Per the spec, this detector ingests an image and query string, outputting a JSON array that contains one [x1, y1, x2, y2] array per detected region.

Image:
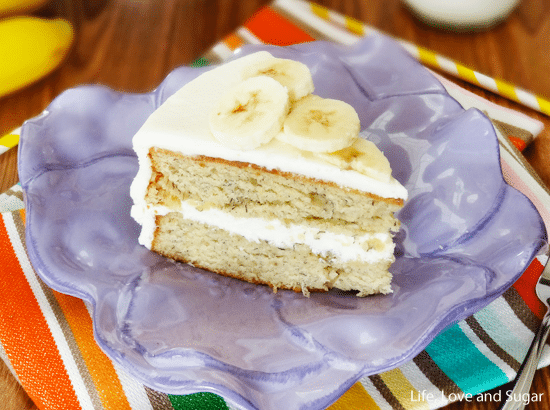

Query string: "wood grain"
[[1, 0, 550, 409]]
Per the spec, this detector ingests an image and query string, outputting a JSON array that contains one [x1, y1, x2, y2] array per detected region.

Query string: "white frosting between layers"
[[133, 202, 395, 264]]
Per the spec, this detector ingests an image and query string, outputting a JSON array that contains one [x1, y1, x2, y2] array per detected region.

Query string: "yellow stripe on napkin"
[[0, 131, 19, 154], [310, 2, 330, 20], [327, 382, 381, 410], [379, 368, 431, 409], [344, 16, 365, 36]]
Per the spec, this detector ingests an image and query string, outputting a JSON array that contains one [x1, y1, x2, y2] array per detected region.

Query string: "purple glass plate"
[[19, 34, 547, 410]]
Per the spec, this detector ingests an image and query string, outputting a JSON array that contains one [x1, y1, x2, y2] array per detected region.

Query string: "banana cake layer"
[[130, 50, 408, 296]]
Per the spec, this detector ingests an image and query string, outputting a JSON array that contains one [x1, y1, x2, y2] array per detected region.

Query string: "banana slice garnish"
[[316, 138, 392, 182], [209, 75, 290, 150], [207, 54, 394, 182], [278, 95, 360, 153], [242, 57, 314, 101]]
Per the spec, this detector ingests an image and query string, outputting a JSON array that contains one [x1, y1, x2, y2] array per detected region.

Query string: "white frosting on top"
[[130, 51, 407, 211]]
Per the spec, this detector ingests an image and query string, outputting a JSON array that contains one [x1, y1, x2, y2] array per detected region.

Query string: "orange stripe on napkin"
[[53, 291, 132, 410], [513, 257, 546, 320], [508, 136, 527, 151], [223, 32, 244, 50], [244, 6, 315, 46], [0, 215, 82, 410]]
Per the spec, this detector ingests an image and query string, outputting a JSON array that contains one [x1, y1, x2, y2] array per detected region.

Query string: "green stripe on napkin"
[[425, 324, 509, 395], [169, 392, 229, 409]]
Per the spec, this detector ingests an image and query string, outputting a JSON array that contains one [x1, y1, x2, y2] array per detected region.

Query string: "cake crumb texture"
[[143, 147, 401, 297], [153, 212, 393, 297]]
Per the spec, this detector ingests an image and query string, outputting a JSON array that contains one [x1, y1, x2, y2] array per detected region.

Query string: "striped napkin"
[[2, 0, 550, 409]]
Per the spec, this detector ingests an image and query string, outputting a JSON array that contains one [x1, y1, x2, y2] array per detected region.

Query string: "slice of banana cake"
[[130, 51, 407, 297]]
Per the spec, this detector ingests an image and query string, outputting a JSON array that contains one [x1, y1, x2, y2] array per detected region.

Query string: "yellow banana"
[[0, 0, 49, 17], [0, 16, 73, 97]]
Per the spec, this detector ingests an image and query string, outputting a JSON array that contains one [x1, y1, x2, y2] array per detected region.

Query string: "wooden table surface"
[[1, 0, 550, 409]]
